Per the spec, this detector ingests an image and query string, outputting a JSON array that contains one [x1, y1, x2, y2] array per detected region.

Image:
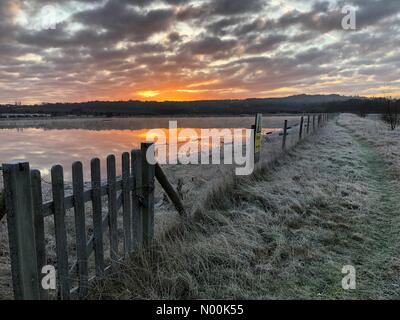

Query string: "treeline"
[[0, 96, 398, 117]]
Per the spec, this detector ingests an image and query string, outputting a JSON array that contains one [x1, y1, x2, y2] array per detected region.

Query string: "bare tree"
[[381, 98, 400, 130]]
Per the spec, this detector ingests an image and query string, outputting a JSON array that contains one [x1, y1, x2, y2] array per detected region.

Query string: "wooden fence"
[[0, 113, 332, 300], [1, 142, 186, 300]]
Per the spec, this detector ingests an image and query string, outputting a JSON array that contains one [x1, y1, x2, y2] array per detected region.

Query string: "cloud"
[[73, 0, 175, 42], [0, 0, 399, 104], [187, 36, 238, 55]]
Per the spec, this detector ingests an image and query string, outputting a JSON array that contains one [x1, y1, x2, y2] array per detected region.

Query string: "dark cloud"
[[74, 0, 175, 42], [210, 0, 265, 15], [246, 34, 287, 54], [187, 36, 237, 55], [276, 0, 400, 32], [0, 0, 399, 103]]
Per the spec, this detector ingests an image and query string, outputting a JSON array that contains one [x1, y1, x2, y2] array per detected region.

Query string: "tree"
[[381, 98, 400, 130]]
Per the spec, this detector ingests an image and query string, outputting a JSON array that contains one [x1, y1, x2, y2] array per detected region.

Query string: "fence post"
[[31, 170, 48, 300], [299, 116, 304, 140], [307, 115, 310, 135], [107, 155, 118, 266], [155, 164, 187, 218], [282, 120, 288, 150], [141, 143, 155, 246], [131, 150, 143, 250], [2, 161, 40, 300], [51, 165, 70, 300], [90, 158, 105, 277], [122, 152, 132, 256]]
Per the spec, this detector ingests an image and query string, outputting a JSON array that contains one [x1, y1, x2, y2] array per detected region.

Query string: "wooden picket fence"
[[0, 113, 331, 300], [1, 142, 186, 300]]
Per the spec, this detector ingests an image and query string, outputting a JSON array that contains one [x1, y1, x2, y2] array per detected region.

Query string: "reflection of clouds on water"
[[0, 117, 294, 181]]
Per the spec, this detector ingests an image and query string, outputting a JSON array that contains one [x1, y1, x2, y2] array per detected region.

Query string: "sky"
[[0, 0, 399, 104]]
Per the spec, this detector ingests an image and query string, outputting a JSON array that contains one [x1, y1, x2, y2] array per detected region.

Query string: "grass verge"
[[81, 115, 400, 299]]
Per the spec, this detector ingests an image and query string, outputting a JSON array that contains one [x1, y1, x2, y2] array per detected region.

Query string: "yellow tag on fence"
[[254, 114, 262, 163]]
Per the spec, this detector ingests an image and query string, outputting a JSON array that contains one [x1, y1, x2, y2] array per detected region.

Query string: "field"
[[1, 113, 399, 299], [0, 114, 300, 299], [89, 114, 400, 299]]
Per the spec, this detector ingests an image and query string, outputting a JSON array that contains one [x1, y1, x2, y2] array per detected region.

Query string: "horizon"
[[1, 93, 375, 107], [0, 0, 399, 104]]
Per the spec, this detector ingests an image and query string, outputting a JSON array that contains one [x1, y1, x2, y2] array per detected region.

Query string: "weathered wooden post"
[[121, 152, 132, 256], [282, 120, 288, 150], [107, 155, 118, 266], [30, 170, 48, 300], [299, 116, 304, 140], [253, 114, 262, 164], [131, 150, 143, 250], [72, 162, 88, 298], [141, 143, 155, 246], [91, 158, 105, 277], [155, 164, 187, 219], [307, 115, 310, 135], [51, 165, 70, 300], [2, 161, 40, 300]]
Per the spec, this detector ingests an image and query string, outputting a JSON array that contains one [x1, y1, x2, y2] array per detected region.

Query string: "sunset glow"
[[0, 0, 399, 104]]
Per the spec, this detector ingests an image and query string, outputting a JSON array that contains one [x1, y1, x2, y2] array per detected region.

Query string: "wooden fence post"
[[131, 150, 143, 250], [155, 164, 186, 218], [307, 115, 310, 135], [31, 169, 48, 300], [2, 161, 40, 300], [72, 162, 88, 298], [107, 155, 118, 266], [122, 152, 132, 256], [299, 116, 304, 140], [282, 120, 288, 150], [141, 143, 155, 246], [51, 165, 70, 300], [91, 158, 105, 277]]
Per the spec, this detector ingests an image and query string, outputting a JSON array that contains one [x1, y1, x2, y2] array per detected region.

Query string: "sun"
[[137, 91, 161, 98]]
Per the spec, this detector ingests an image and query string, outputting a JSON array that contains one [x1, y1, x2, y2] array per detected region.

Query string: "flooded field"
[[0, 115, 298, 180]]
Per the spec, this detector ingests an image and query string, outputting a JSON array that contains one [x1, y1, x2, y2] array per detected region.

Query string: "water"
[[0, 116, 298, 180]]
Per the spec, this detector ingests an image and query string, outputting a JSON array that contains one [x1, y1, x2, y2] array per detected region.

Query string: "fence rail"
[[1, 142, 188, 300], [0, 113, 333, 300]]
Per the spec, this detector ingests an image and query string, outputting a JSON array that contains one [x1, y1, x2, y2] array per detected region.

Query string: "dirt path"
[[337, 121, 400, 299]]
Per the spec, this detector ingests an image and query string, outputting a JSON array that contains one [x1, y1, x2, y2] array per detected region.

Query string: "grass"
[[89, 114, 400, 300]]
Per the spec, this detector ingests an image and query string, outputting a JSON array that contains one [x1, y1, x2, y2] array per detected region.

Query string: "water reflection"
[[0, 116, 293, 180]]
